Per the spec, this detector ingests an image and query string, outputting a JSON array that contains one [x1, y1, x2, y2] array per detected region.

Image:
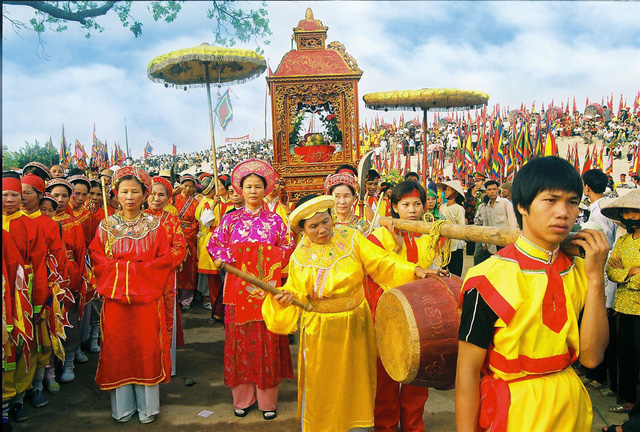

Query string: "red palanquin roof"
[[273, 49, 356, 77]]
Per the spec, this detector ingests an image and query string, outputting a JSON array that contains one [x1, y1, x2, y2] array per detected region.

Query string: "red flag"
[[618, 94, 624, 118], [581, 146, 592, 174], [172, 144, 177, 155]]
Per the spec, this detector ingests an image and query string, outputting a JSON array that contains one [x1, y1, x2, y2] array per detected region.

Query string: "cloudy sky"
[[3, 1, 639, 157]]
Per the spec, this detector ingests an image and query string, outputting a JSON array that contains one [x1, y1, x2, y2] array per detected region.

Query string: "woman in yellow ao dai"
[[262, 195, 435, 432]]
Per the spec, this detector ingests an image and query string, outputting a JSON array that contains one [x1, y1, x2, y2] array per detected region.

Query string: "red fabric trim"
[[460, 275, 516, 325], [488, 346, 577, 375], [402, 232, 418, 264]]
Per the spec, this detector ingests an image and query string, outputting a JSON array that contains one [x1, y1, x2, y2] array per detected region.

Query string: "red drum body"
[[374, 274, 462, 390]]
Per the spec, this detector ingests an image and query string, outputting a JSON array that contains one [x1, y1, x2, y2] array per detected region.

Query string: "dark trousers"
[[617, 313, 640, 404], [446, 249, 464, 277], [585, 310, 618, 391]]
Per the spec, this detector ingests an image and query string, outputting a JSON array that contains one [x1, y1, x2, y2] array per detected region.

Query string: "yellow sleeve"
[[262, 259, 307, 334], [356, 232, 417, 289]]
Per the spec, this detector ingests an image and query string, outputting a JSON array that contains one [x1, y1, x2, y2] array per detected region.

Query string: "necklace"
[[118, 211, 142, 227]]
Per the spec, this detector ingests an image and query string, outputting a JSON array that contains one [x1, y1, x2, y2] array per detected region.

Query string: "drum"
[[375, 274, 462, 390]]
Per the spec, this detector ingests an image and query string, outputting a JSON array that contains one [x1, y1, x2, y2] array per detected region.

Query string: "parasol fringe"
[[363, 104, 487, 113], [147, 75, 261, 89]]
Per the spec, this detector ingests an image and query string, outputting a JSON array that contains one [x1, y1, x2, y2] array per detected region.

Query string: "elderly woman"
[[324, 171, 370, 233], [89, 167, 172, 424], [173, 174, 201, 311], [207, 159, 294, 420], [146, 176, 187, 376], [262, 194, 439, 432]]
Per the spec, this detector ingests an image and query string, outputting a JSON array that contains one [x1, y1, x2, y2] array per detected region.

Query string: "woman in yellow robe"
[[262, 195, 440, 432]]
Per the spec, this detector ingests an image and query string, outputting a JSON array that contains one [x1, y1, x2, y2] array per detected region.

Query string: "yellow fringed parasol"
[[147, 43, 266, 192], [362, 88, 489, 184]]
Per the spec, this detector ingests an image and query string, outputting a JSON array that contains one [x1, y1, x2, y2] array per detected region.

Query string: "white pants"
[[111, 384, 159, 422]]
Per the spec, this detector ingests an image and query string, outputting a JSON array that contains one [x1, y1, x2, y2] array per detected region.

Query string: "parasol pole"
[[203, 61, 220, 195], [422, 109, 428, 188]]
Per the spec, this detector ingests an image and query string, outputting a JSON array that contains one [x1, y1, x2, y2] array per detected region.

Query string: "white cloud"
[[2, 1, 639, 158]]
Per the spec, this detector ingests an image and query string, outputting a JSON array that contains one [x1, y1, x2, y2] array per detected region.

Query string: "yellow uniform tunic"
[[262, 227, 417, 432], [607, 233, 640, 315], [194, 197, 225, 274], [460, 236, 591, 432]]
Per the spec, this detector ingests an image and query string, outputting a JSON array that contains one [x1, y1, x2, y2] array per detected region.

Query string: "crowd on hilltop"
[[125, 140, 274, 177]]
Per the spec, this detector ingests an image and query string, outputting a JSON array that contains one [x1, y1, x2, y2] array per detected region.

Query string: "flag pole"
[[264, 60, 268, 141], [203, 62, 220, 195], [124, 118, 130, 158]]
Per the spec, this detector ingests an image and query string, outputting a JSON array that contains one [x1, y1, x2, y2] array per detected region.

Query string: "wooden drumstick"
[[218, 262, 313, 312]]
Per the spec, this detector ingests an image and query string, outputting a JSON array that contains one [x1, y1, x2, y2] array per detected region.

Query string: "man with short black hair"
[[456, 156, 609, 432], [480, 180, 518, 257]]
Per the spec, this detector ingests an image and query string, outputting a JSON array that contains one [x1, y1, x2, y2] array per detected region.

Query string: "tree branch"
[[4, 1, 119, 25]]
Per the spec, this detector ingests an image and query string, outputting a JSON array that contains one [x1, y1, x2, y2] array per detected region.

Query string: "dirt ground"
[[12, 252, 629, 432]]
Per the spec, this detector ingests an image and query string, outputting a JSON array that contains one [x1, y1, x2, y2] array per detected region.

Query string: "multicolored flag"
[[144, 142, 153, 158], [74, 139, 88, 169], [214, 89, 233, 131]]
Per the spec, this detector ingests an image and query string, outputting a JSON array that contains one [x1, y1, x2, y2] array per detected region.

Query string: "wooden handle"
[[379, 217, 519, 246], [377, 218, 584, 257], [220, 262, 313, 312]]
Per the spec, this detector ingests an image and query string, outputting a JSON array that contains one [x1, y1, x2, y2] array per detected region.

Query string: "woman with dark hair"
[[262, 194, 436, 432], [146, 176, 187, 377], [89, 167, 173, 424], [173, 174, 201, 311], [437, 180, 466, 276], [324, 172, 370, 233], [207, 159, 294, 421], [367, 181, 447, 432], [45, 178, 87, 385], [603, 190, 640, 418]]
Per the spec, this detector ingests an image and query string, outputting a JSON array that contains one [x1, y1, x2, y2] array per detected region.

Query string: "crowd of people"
[[2, 145, 640, 432]]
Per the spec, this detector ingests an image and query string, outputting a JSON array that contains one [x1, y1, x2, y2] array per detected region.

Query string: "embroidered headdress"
[[231, 159, 276, 195]]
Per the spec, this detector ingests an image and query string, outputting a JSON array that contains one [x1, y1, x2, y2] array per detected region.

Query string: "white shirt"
[[483, 196, 518, 254], [588, 197, 619, 308]]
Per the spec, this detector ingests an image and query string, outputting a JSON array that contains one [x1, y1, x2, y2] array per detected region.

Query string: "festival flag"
[[618, 94, 624, 118], [605, 147, 614, 175], [581, 146, 592, 174], [144, 142, 153, 158], [74, 139, 88, 169], [396, 150, 401, 173], [403, 150, 411, 174], [572, 97, 577, 114], [214, 89, 233, 131], [172, 144, 177, 155], [464, 124, 473, 173], [596, 146, 604, 171], [491, 118, 503, 180], [506, 144, 516, 180], [630, 149, 640, 177], [390, 150, 395, 172], [60, 125, 71, 169], [585, 97, 589, 109]]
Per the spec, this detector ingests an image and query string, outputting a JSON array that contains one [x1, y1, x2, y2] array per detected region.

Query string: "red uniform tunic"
[[23, 210, 70, 363], [52, 212, 86, 306], [145, 209, 187, 350], [89, 213, 173, 390], [2, 211, 49, 371], [70, 206, 94, 248], [173, 194, 200, 291]]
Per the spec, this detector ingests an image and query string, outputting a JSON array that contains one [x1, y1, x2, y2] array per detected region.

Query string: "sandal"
[[262, 410, 277, 420], [599, 388, 616, 397], [586, 381, 606, 390], [606, 403, 633, 413]]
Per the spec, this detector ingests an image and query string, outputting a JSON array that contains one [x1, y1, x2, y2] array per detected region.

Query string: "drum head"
[[375, 289, 420, 384]]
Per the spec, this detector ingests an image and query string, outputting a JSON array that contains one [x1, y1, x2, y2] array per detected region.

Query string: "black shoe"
[[288, 334, 295, 345], [262, 410, 277, 420], [9, 403, 28, 423], [234, 407, 250, 418]]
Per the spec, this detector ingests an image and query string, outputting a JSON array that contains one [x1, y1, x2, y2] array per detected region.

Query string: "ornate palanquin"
[[267, 8, 363, 201]]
